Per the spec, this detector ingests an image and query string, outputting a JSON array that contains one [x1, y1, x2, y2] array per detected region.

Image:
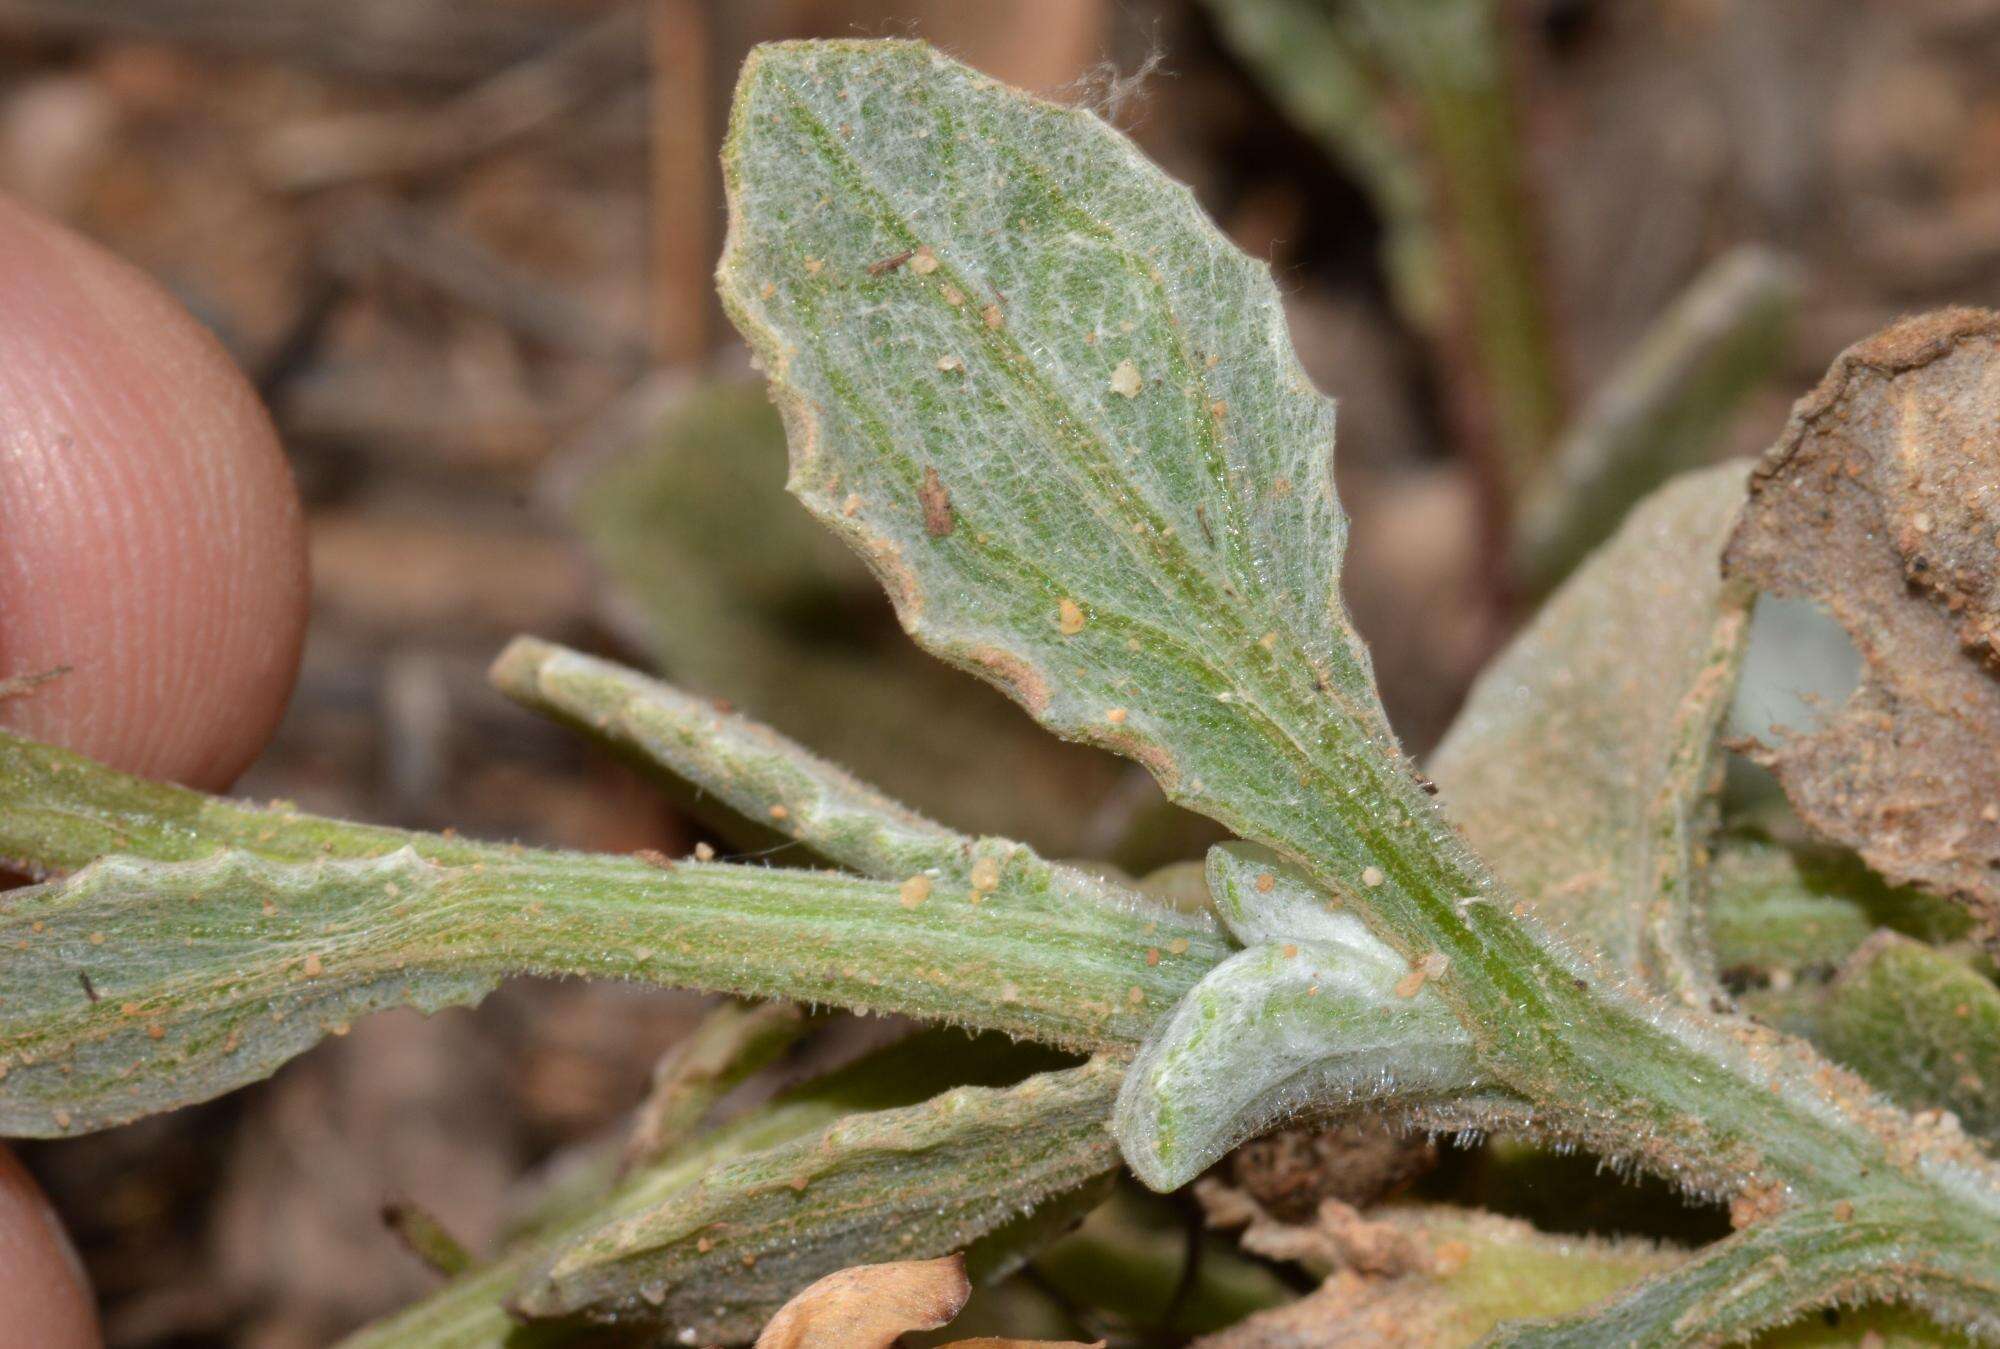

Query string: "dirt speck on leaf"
[[1723, 308, 2000, 947], [920, 467, 955, 539]]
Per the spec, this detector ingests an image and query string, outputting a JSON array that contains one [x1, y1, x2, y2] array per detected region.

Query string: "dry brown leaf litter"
[[1724, 308, 2000, 947]]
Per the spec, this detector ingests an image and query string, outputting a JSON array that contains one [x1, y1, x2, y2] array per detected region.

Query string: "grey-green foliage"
[[0, 725, 1222, 1133], [1748, 933, 2000, 1144], [1811, 937, 2000, 1139], [716, 39, 2000, 1344], [1488, 1196, 2000, 1348], [563, 379, 1162, 863], [343, 1032, 1091, 1348], [1114, 846, 1483, 1189], [1433, 461, 1754, 1002], [516, 1056, 1120, 1332], [1708, 837, 1970, 976], [1113, 912, 1479, 1192], [3, 35, 2000, 1349]]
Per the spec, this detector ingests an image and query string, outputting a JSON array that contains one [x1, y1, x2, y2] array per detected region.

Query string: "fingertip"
[[0, 1149, 97, 1349], [0, 192, 308, 789]]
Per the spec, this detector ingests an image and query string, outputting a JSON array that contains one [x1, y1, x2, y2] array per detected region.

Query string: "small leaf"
[[1205, 842, 1364, 948], [493, 635, 966, 879], [513, 1057, 1122, 1333], [624, 999, 809, 1172], [1708, 836, 1967, 977], [1112, 935, 1481, 1191], [754, 1254, 970, 1349], [1761, 933, 2000, 1143], [381, 1201, 474, 1279], [1433, 462, 1754, 998]]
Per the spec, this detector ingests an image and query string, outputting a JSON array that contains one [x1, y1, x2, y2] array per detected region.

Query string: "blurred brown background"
[[4, 0, 1998, 1342]]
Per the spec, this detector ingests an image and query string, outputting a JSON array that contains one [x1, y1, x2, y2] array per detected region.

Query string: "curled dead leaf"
[[1723, 308, 2000, 947], [937, 1340, 1104, 1347], [755, 1254, 969, 1349]]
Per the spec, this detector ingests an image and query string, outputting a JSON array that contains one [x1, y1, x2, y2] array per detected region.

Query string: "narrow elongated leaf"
[[493, 635, 965, 879], [343, 1032, 1071, 1349], [513, 1057, 1122, 1335], [0, 733, 1225, 1134], [1486, 1196, 2000, 1347], [1433, 463, 1754, 999]]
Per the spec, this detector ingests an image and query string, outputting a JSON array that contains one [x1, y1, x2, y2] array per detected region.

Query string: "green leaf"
[[1112, 933, 1481, 1191], [1114, 844, 1488, 1189], [1433, 462, 1755, 1000], [561, 379, 1170, 863], [1708, 836, 1968, 977], [1759, 934, 2000, 1143], [512, 1056, 1122, 1335], [492, 635, 966, 879], [623, 998, 810, 1171], [720, 33, 1501, 1031], [1485, 1196, 2000, 1347], [721, 42, 1413, 877], [341, 1031, 1072, 1349], [1204, 842, 1359, 947], [717, 57, 2000, 1310], [0, 731, 1226, 1134]]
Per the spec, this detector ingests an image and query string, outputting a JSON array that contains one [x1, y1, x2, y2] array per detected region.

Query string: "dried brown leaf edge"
[[1724, 307, 2000, 948]]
